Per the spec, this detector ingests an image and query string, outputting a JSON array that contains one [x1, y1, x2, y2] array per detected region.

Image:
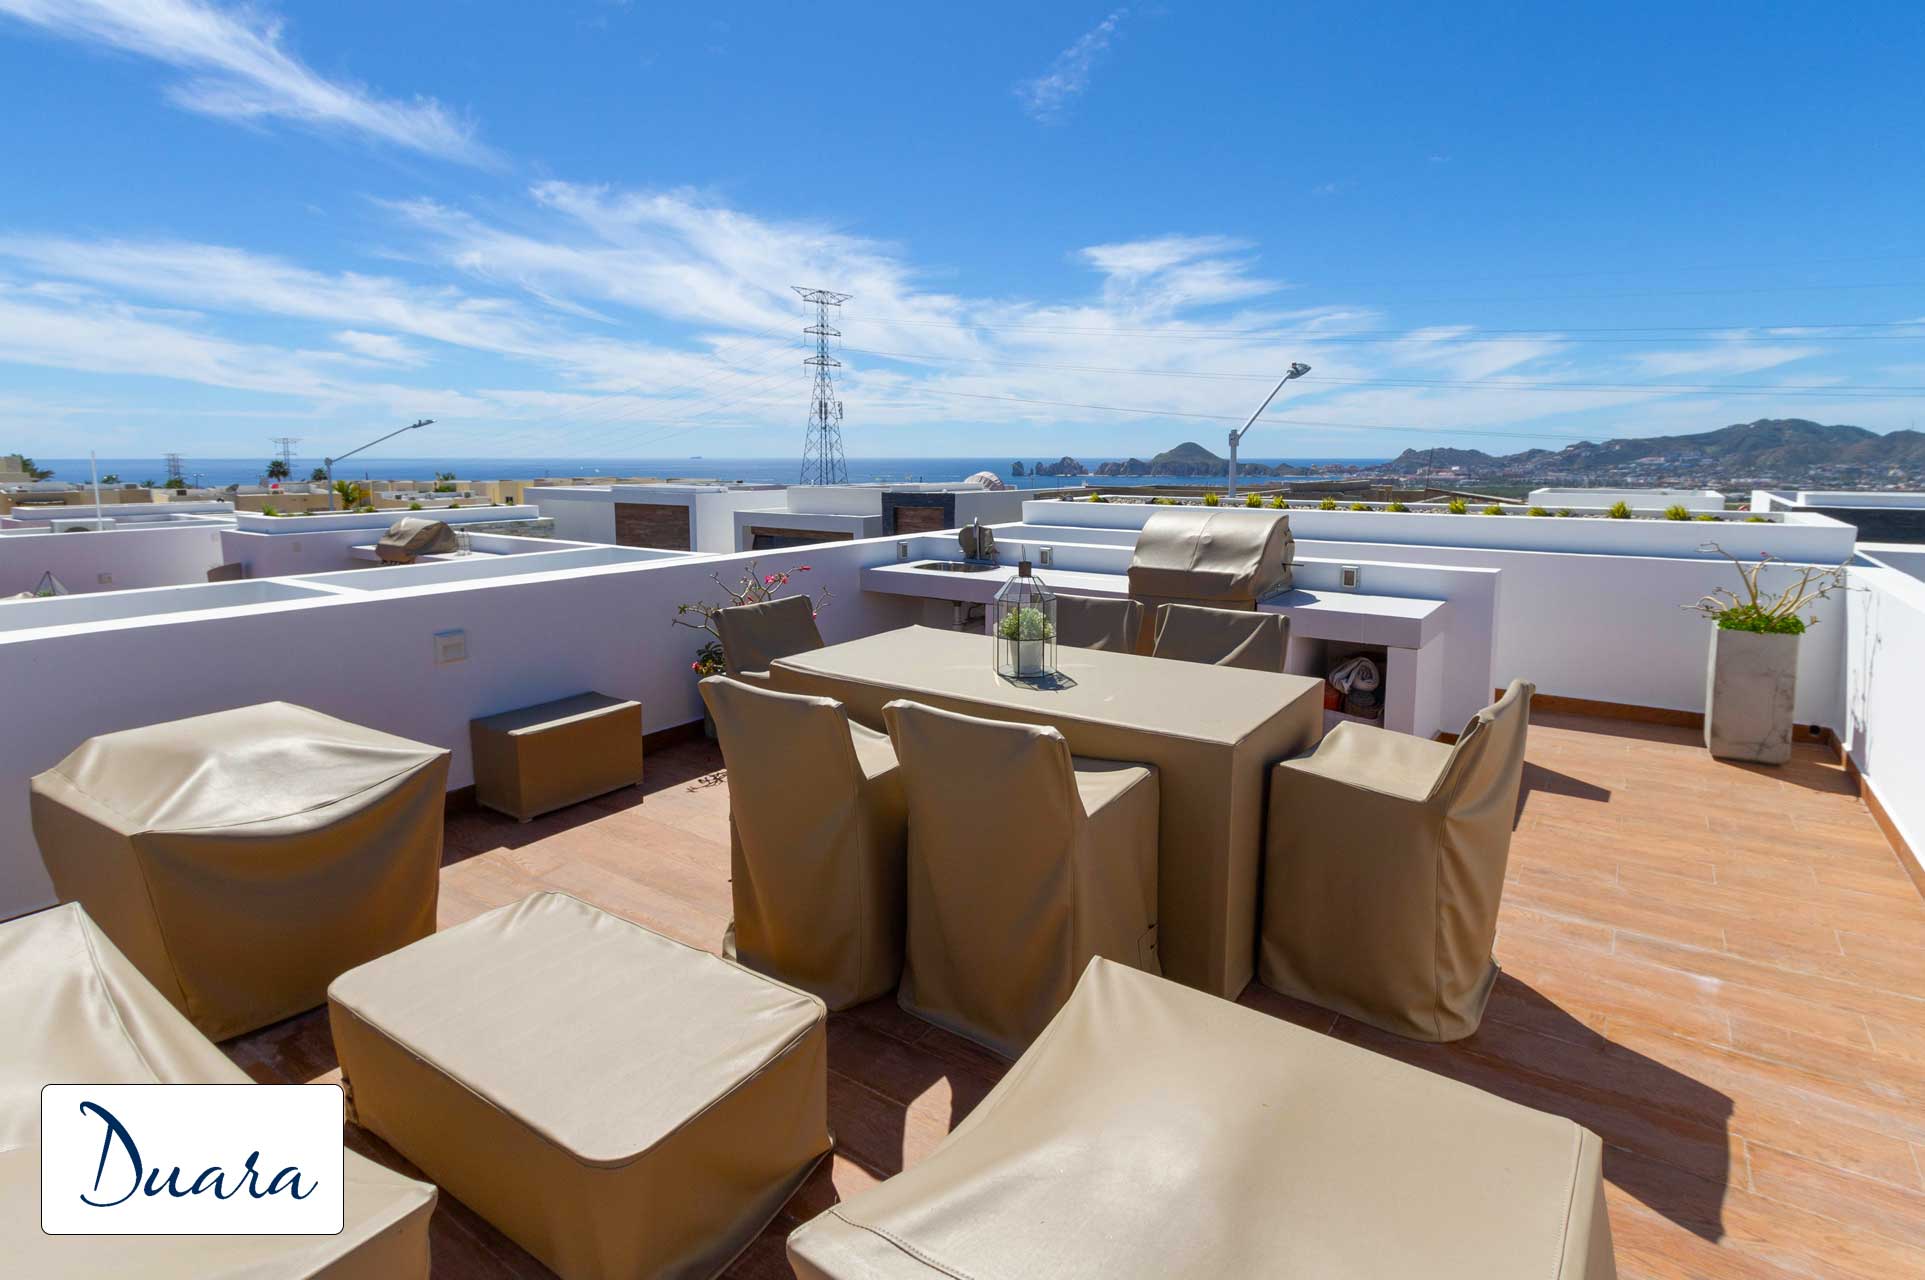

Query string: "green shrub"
[[1746, 515, 1767, 522], [1385, 500, 1409, 513], [1556, 508, 1575, 517], [1152, 495, 1174, 505], [1527, 506, 1550, 517], [1244, 492, 1263, 507], [1695, 513, 1718, 521], [1089, 493, 1107, 503], [1446, 498, 1468, 515], [1664, 504, 1691, 521], [1318, 496, 1338, 510], [1717, 606, 1806, 634], [1607, 500, 1632, 519], [1350, 502, 1370, 511], [1202, 492, 1220, 507], [408, 500, 424, 510], [1482, 504, 1506, 515], [259, 504, 278, 517], [1267, 493, 1287, 508]]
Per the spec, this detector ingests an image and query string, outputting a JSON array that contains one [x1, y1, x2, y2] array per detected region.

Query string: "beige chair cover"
[[789, 957, 1613, 1280], [1053, 593, 1144, 653], [329, 891, 829, 1280], [881, 700, 1160, 1058], [701, 675, 907, 1010], [1151, 602, 1291, 672], [3, 903, 435, 1278], [717, 593, 825, 682], [205, 560, 247, 582], [30, 701, 450, 1040], [1260, 679, 1536, 1041], [470, 692, 643, 822], [374, 516, 458, 563], [1126, 508, 1295, 603]]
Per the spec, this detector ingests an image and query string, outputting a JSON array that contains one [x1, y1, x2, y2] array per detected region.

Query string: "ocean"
[[33, 456, 1390, 490]]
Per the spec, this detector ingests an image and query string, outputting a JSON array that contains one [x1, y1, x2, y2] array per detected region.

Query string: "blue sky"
[[1, 1, 1922, 463]]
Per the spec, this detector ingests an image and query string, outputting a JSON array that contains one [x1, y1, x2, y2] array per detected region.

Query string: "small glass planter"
[[991, 560, 1057, 680]]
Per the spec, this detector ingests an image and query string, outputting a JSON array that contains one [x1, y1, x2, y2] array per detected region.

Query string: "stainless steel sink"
[[912, 560, 999, 574]]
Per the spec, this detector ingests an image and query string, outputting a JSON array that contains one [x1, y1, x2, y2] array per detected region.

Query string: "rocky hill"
[[1373, 419, 1925, 479], [1093, 441, 1290, 477]]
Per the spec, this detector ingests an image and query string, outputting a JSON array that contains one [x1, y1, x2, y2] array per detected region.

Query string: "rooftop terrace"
[[223, 716, 1925, 1279]]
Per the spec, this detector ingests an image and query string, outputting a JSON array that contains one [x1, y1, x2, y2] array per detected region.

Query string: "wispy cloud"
[[1015, 8, 1126, 121], [0, 0, 491, 164]]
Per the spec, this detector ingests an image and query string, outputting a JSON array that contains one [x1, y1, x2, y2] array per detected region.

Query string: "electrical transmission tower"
[[794, 286, 851, 485], [162, 453, 185, 484], [271, 436, 301, 475]]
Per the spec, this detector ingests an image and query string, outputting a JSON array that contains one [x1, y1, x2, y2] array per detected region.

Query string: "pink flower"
[[689, 661, 700, 671], [796, 565, 811, 572], [764, 574, 778, 586]]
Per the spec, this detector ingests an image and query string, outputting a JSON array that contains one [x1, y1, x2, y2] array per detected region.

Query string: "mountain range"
[[1371, 419, 1925, 478]]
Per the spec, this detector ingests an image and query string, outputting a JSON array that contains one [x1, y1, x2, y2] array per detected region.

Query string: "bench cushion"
[[330, 891, 829, 1280], [470, 692, 643, 822]]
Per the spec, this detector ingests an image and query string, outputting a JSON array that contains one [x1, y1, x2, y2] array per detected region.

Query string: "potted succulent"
[[1688, 545, 1848, 764], [995, 605, 1055, 677], [673, 562, 830, 737]]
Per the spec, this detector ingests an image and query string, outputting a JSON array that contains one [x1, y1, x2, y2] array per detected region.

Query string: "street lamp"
[[325, 419, 433, 509], [1226, 363, 1311, 499]]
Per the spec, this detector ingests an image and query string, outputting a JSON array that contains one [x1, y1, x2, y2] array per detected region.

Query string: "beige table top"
[[772, 625, 1321, 745]]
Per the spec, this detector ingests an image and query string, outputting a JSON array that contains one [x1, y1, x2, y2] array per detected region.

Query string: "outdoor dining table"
[[769, 625, 1324, 999]]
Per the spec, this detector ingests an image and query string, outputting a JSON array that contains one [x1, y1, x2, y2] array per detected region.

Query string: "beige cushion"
[[717, 594, 824, 682], [30, 701, 449, 1040], [1151, 602, 1291, 672], [702, 675, 907, 1010], [882, 700, 1159, 1058], [789, 957, 1614, 1280], [1053, 593, 1144, 653], [2, 903, 435, 1278], [329, 892, 830, 1280], [1260, 680, 1536, 1040], [470, 692, 643, 822]]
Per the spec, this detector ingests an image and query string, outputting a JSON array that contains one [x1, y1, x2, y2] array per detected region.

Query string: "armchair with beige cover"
[[716, 594, 824, 683], [1150, 602, 1290, 672], [701, 675, 907, 1010], [1053, 594, 1144, 653], [1259, 679, 1536, 1041], [881, 699, 1161, 1058]]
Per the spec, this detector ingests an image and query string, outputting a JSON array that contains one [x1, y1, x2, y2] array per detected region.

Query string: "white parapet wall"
[[1845, 553, 1925, 881], [0, 521, 229, 594], [0, 534, 923, 919], [1527, 488, 1727, 513]]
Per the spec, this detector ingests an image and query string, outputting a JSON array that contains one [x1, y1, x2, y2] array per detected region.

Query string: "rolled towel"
[[1328, 654, 1381, 694]]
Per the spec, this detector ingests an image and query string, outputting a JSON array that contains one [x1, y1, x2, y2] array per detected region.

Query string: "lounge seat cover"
[[1126, 508, 1295, 603], [702, 675, 907, 1010], [789, 957, 1614, 1280], [30, 701, 449, 1039], [469, 691, 643, 822], [1, 903, 435, 1279], [717, 594, 825, 682], [1151, 602, 1291, 671], [374, 516, 457, 563], [1260, 680, 1536, 1040], [882, 700, 1159, 1058], [329, 891, 830, 1280], [1053, 593, 1144, 653]]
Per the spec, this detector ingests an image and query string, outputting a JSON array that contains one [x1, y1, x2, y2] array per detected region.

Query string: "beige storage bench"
[[330, 891, 831, 1280], [469, 692, 643, 822]]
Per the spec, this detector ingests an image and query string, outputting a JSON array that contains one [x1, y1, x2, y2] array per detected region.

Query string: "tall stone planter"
[[1704, 627, 1800, 764]]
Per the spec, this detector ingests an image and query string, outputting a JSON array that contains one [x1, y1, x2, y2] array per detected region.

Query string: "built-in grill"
[[1127, 509, 1295, 641], [375, 516, 458, 564]]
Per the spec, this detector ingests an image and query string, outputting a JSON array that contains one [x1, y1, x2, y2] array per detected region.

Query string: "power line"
[[867, 316, 1925, 343]]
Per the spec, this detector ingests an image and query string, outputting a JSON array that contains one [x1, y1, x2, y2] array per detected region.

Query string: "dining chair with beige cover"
[[1052, 593, 1144, 653], [1150, 602, 1291, 672], [788, 957, 1615, 1280], [701, 675, 907, 1010], [880, 699, 1160, 1058], [716, 594, 824, 683], [1259, 679, 1536, 1041]]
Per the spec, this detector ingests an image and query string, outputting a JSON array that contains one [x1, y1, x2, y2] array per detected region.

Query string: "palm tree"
[[332, 479, 365, 507], [15, 456, 54, 480], [265, 458, 290, 481]]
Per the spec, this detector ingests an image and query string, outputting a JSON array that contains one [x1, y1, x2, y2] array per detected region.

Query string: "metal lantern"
[[992, 559, 1057, 680]]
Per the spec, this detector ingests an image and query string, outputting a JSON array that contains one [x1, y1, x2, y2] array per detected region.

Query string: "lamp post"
[[325, 419, 433, 509], [1226, 363, 1311, 499]]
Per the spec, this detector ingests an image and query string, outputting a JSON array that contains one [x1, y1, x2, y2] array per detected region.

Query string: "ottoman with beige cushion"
[[30, 701, 450, 1040], [2, 902, 436, 1278], [789, 957, 1614, 1280], [469, 691, 644, 822], [330, 891, 831, 1280]]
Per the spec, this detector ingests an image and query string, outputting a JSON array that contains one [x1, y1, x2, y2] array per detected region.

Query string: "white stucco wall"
[[0, 523, 228, 594], [1845, 557, 1925, 881]]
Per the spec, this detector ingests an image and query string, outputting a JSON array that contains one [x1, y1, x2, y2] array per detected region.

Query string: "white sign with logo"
[[40, 1084, 344, 1235]]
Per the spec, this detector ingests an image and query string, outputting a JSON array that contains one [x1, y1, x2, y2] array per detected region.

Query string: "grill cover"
[[376, 516, 458, 563], [1127, 509, 1294, 605]]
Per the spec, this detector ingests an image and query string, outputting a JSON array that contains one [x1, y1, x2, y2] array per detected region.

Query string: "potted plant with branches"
[[673, 562, 830, 737], [1687, 545, 1848, 764]]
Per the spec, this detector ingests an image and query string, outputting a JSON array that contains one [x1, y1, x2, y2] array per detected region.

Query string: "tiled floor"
[[226, 712, 1925, 1279]]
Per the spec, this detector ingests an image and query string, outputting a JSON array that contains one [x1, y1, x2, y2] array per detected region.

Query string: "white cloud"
[[1015, 8, 1126, 121], [0, 0, 490, 163]]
